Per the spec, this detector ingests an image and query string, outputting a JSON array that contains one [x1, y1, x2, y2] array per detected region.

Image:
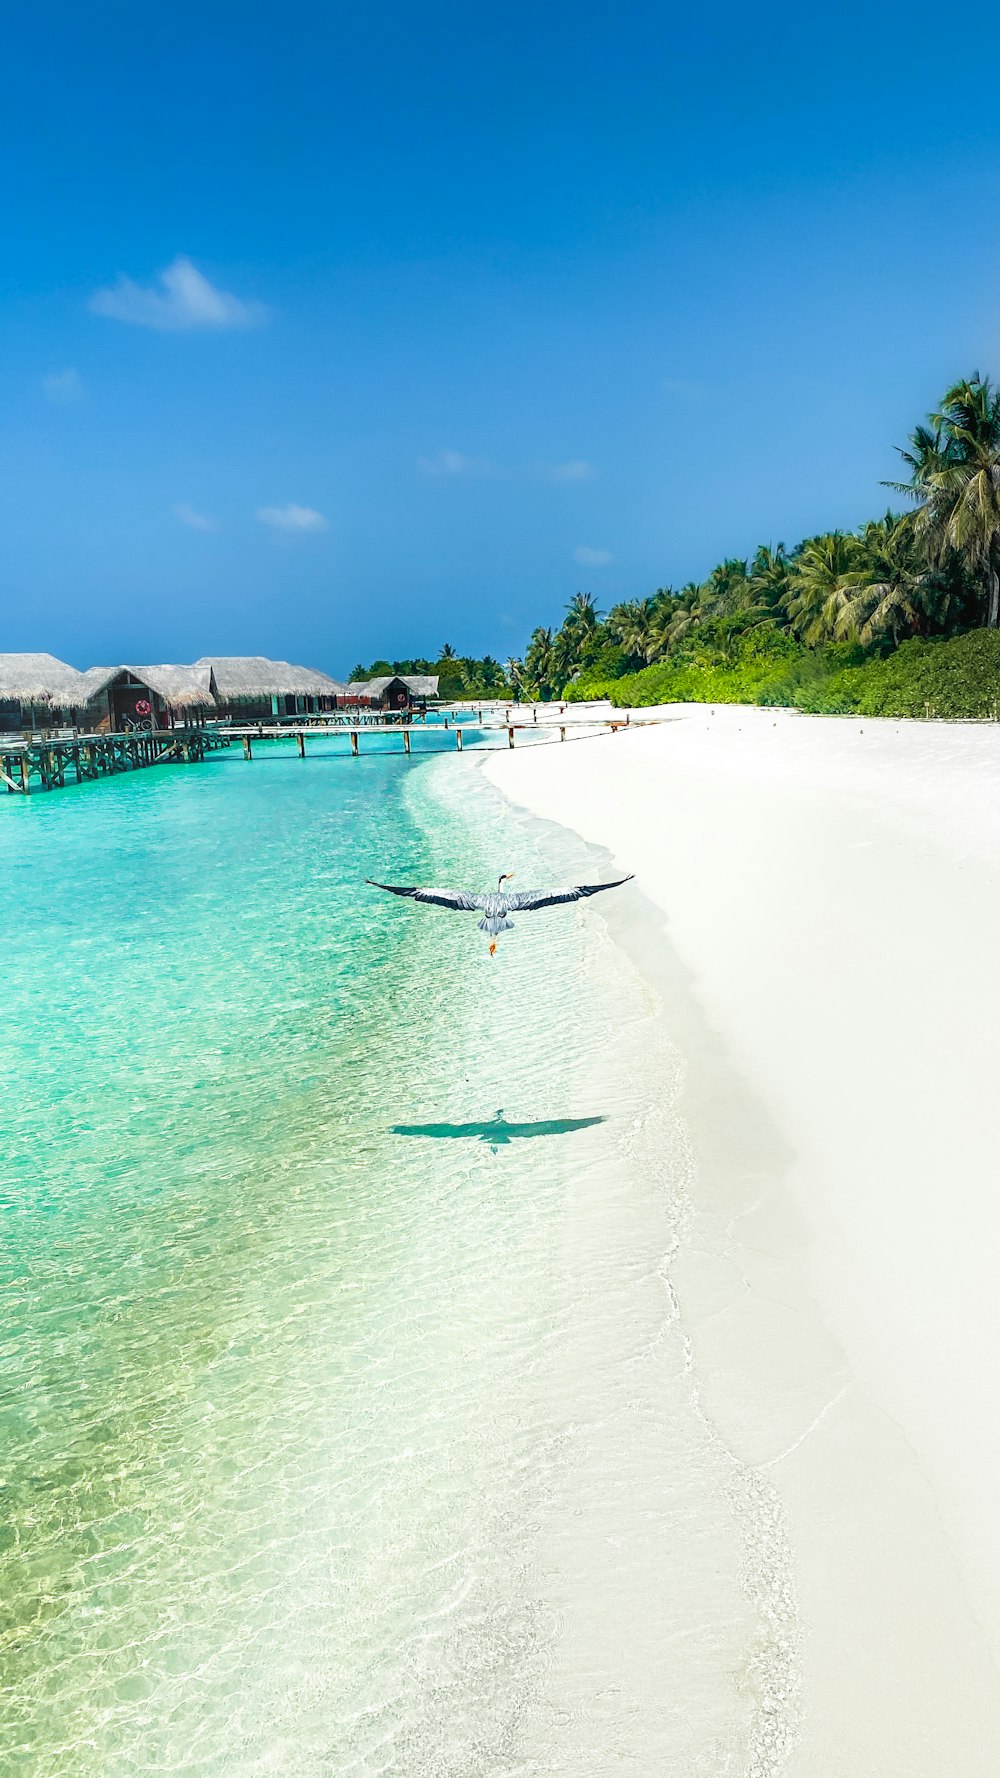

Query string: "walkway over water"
[[1, 710, 653, 794]]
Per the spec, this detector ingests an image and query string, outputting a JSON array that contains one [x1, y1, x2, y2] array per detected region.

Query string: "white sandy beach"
[[485, 703, 1000, 1774]]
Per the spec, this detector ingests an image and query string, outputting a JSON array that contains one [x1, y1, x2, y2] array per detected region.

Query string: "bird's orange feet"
[[489, 941, 497, 957]]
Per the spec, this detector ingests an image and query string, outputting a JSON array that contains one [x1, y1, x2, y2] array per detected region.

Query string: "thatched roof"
[[293, 664, 348, 695], [0, 652, 344, 709], [353, 674, 439, 698], [196, 656, 345, 699], [77, 664, 217, 710], [0, 653, 88, 702], [77, 666, 119, 701], [134, 665, 216, 709]]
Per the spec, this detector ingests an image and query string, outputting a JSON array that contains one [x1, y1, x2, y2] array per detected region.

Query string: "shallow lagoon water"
[[0, 738, 796, 1774]]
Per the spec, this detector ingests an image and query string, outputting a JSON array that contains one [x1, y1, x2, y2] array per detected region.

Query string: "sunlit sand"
[[486, 701, 1000, 1773]]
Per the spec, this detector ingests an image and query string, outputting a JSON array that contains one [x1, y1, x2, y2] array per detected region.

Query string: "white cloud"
[[573, 546, 612, 566], [42, 368, 84, 404], [90, 256, 266, 331], [256, 503, 328, 533], [546, 459, 598, 482], [417, 449, 475, 476], [174, 502, 220, 533]]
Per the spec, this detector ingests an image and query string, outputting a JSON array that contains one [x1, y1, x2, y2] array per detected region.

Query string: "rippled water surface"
[[0, 737, 794, 1775]]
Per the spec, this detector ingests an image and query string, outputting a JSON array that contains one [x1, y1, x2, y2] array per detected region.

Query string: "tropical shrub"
[[849, 629, 1000, 719], [362, 375, 1000, 724]]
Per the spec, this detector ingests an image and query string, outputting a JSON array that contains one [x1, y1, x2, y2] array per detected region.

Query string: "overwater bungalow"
[[78, 664, 218, 731], [0, 650, 347, 738], [0, 653, 89, 732], [346, 674, 439, 711], [197, 657, 346, 720]]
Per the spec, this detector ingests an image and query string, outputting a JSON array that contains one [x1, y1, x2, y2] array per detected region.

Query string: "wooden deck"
[[0, 726, 230, 794], [231, 715, 635, 759], [0, 711, 650, 795]]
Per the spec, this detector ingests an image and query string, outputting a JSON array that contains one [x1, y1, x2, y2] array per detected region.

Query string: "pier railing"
[[1, 711, 659, 795], [0, 725, 230, 794]]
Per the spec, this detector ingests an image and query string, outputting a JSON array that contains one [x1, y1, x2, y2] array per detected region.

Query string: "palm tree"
[[698, 558, 750, 618], [505, 657, 526, 699], [894, 375, 1000, 627], [837, 513, 927, 645], [748, 544, 791, 618], [551, 624, 581, 684], [438, 642, 458, 661], [606, 597, 660, 665], [553, 591, 603, 681], [524, 628, 560, 699], [566, 591, 601, 627], [887, 422, 949, 495], [782, 532, 860, 643], [650, 582, 701, 653], [841, 511, 972, 644]]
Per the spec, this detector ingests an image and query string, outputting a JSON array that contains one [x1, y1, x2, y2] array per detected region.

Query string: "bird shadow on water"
[[390, 1110, 606, 1152]]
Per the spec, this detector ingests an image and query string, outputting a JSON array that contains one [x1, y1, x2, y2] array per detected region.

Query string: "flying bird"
[[366, 870, 634, 954]]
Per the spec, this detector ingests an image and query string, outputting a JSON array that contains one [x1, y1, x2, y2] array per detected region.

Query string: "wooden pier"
[[231, 713, 634, 760], [0, 710, 645, 797], [0, 725, 229, 794]]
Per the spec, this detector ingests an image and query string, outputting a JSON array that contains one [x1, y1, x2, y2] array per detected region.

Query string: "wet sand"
[[485, 703, 1000, 1773]]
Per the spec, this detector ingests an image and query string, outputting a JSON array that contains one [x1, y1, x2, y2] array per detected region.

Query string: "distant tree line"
[[349, 644, 515, 701], [357, 376, 1000, 718]]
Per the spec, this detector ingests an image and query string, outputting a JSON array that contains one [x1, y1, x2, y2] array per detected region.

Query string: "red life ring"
[[135, 699, 151, 714]]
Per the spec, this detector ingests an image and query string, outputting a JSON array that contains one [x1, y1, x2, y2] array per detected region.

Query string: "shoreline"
[[417, 756, 803, 1771], [482, 702, 1000, 1772]]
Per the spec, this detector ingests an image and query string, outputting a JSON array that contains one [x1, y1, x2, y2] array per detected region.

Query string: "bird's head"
[[498, 871, 515, 888]]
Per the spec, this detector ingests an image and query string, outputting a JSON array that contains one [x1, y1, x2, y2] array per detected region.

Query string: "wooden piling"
[[508, 726, 515, 749], [243, 735, 253, 760], [351, 730, 359, 757], [403, 728, 411, 755], [296, 732, 306, 758], [20, 754, 30, 794], [456, 728, 463, 750], [559, 725, 566, 742]]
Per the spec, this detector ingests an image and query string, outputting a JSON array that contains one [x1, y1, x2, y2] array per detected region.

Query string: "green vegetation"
[[364, 375, 1000, 721], [539, 375, 1000, 719], [349, 645, 515, 702]]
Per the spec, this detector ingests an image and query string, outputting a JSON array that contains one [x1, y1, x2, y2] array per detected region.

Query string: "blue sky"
[[4, 0, 1000, 676]]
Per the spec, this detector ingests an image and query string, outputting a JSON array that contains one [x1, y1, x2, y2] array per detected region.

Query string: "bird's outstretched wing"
[[504, 875, 633, 912], [366, 879, 483, 911]]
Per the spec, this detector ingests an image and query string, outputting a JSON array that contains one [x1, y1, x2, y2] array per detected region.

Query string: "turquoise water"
[[0, 739, 794, 1775]]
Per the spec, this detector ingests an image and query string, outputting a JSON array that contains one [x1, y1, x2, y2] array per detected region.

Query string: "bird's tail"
[[477, 914, 514, 935]]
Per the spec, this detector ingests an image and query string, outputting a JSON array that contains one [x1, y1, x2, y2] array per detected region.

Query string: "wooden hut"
[[346, 674, 439, 711], [197, 656, 345, 720], [78, 664, 218, 732], [0, 653, 89, 733]]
